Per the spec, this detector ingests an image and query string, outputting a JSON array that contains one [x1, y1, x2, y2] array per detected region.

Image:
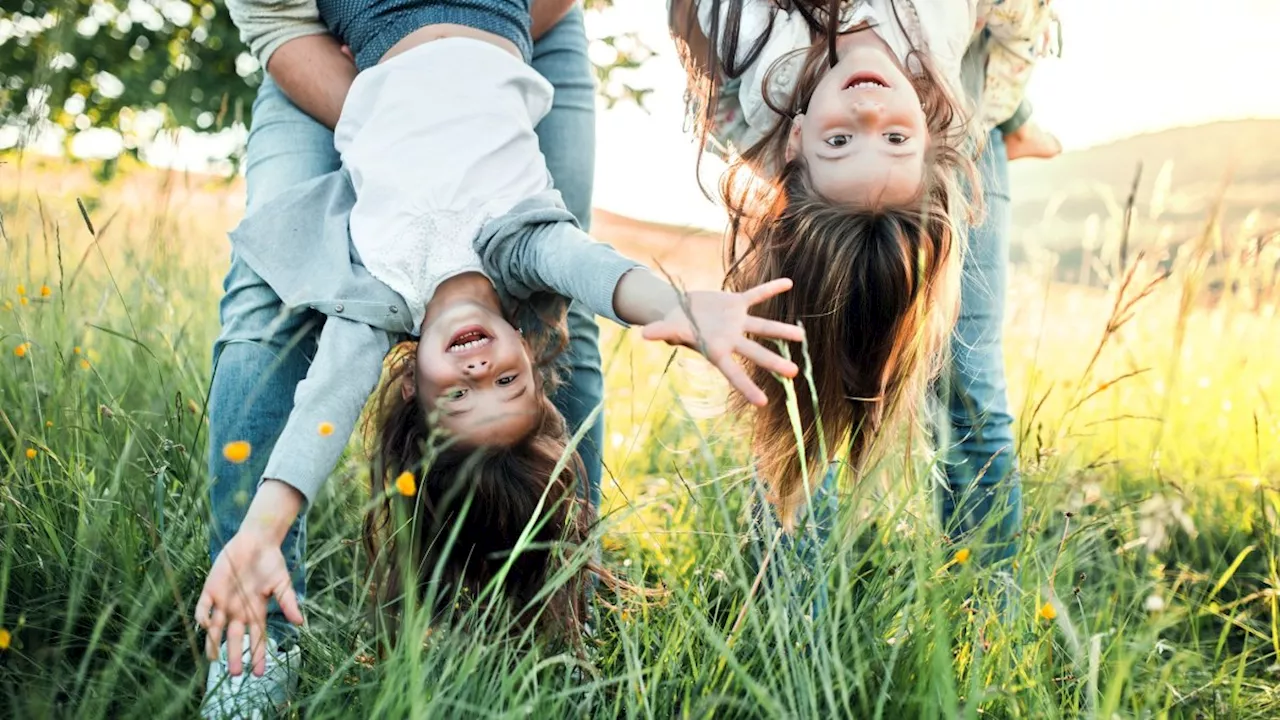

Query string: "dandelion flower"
[[953, 548, 971, 565], [14, 343, 30, 358], [318, 422, 335, 437], [40, 285, 51, 298], [45, 421, 53, 428], [0, 627, 10, 650], [394, 471, 417, 496], [73, 347, 82, 355], [19, 297, 28, 306], [222, 441, 252, 464], [16, 284, 25, 296], [1038, 602, 1057, 621], [25, 448, 37, 460], [80, 359, 91, 371]]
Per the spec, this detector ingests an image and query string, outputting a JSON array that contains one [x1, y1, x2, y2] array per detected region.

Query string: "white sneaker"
[[202, 635, 300, 719]]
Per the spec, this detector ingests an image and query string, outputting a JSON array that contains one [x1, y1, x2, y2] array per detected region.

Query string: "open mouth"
[[447, 326, 492, 354], [844, 72, 889, 91]]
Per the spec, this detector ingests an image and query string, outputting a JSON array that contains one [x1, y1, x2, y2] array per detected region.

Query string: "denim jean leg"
[[531, 5, 604, 508], [207, 76, 341, 643], [746, 464, 838, 620], [939, 129, 1022, 567]]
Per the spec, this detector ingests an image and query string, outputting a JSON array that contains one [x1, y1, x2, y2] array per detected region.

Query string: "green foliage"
[[3, 167, 1280, 717], [1, 0, 252, 149]]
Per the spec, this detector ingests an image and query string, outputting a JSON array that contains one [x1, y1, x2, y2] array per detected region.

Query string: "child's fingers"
[[275, 580, 305, 626], [640, 320, 688, 347], [741, 278, 793, 305], [226, 620, 247, 676], [194, 592, 213, 628], [735, 338, 799, 378], [206, 607, 227, 660], [715, 356, 767, 406], [744, 317, 805, 343], [250, 621, 267, 677]]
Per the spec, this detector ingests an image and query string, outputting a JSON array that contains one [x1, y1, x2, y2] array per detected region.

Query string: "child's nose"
[[851, 101, 885, 124], [463, 359, 490, 376]]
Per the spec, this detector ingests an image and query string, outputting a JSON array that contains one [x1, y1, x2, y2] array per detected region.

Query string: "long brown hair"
[[674, 1, 981, 526], [362, 303, 595, 644]]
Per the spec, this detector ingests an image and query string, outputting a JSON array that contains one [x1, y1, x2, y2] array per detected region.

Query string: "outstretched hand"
[[194, 528, 303, 677], [640, 278, 805, 405], [195, 480, 306, 676]]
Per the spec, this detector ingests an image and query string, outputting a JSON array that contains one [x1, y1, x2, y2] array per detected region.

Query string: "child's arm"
[[224, 0, 356, 129], [195, 316, 394, 677], [477, 215, 805, 405]]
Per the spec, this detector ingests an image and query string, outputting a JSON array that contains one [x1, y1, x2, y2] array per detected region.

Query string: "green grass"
[[2, 159, 1280, 718]]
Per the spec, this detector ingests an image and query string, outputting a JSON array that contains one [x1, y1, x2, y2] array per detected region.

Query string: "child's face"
[[787, 31, 929, 208], [413, 301, 540, 447]]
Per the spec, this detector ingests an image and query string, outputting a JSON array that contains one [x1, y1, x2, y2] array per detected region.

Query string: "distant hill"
[[1007, 119, 1280, 260]]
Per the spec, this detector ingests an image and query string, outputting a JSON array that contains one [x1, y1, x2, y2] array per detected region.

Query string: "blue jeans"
[[937, 128, 1021, 566], [206, 8, 602, 642]]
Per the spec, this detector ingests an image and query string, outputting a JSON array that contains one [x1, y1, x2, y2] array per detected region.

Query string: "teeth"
[[850, 81, 884, 89], [448, 336, 491, 353]]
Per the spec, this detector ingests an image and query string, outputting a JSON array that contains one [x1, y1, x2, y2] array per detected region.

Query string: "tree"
[[0, 0, 652, 157]]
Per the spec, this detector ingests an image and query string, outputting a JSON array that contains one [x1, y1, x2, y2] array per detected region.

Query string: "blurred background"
[[3, 2, 1280, 716]]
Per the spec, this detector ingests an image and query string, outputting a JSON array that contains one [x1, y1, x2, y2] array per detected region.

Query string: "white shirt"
[[334, 38, 556, 333], [690, 0, 978, 152]]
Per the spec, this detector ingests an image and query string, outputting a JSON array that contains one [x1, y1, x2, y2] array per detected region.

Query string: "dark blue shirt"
[[316, 0, 533, 70]]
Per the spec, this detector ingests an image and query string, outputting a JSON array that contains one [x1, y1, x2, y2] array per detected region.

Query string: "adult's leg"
[[530, 6, 605, 509], [207, 76, 340, 643], [938, 128, 1022, 566]]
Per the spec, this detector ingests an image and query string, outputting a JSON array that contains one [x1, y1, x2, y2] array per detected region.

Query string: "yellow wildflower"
[[73, 347, 82, 355], [318, 422, 335, 437], [953, 548, 971, 565], [46, 421, 53, 428], [2, 300, 11, 311], [14, 343, 30, 358], [395, 471, 417, 496], [80, 359, 91, 370], [40, 285, 51, 298], [16, 284, 25, 296], [19, 297, 28, 306], [0, 627, 10, 650], [222, 441, 252, 464], [25, 448, 37, 460], [1038, 602, 1057, 621]]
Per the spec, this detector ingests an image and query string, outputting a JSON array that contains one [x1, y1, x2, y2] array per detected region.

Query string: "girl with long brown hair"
[[195, 2, 808, 682], [668, 1, 1053, 526]]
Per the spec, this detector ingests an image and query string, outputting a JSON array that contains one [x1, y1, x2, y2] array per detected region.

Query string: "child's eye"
[[825, 135, 851, 148], [447, 388, 468, 400], [885, 132, 908, 145], [496, 374, 518, 386]]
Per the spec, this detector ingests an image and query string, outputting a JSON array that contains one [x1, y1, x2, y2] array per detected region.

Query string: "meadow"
[[2, 155, 1279, 718]]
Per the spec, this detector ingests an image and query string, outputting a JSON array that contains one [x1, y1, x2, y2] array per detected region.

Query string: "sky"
[[8, 0, 1279, 229], [589, 0, 1280, 228]]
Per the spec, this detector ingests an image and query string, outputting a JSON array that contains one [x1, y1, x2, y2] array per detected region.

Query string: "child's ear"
[[785, 115, 804, 163], [400, 370, 416, 402]]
